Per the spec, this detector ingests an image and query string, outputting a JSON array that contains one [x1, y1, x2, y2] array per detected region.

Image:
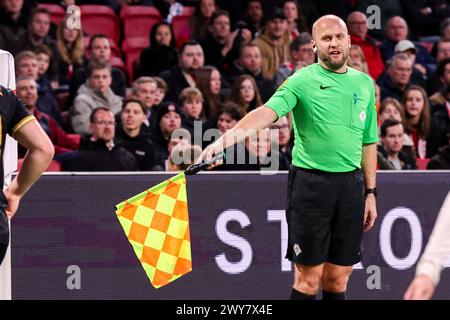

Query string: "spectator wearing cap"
[[377, 53, 414, 102], [379, 16, 436, 70], [151, 102, 184, 167], [252, 7, 290, 80], [394, 40, 427, 88], [115, 98, 157, 171], [346, 11, 385, 80], [274, 32, 314, 87]]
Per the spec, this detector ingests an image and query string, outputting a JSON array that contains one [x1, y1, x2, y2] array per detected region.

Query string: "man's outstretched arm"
[[404, 191, 450, 300], [4, 120, 54, 219], [362, 143, 377, 232], [198, 106, 278, 164]]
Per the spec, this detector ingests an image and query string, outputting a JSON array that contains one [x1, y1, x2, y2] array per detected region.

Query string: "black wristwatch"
[[365, 188, 377, 198]]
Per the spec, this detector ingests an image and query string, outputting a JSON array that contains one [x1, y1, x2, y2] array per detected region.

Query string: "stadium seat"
[[120, 6, 163, 40], [122, 37, 149, 82], [181, 6, 195, 16], [80, 5, 120, 44], [38, 3, 66, 25], [83, 37, 89, 53], [66, 134, 81, 148], [18, 159, 62, 172], [416, 158, 430, 170], [56, 91, 69, 111], [61, 111, 70, 127], [172, 15, 191, 47], [109, 39, 121, 58]]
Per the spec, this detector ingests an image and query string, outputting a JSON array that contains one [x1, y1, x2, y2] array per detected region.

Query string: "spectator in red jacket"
[[16, 76, 80, 157], [346, 11, 385, 80]]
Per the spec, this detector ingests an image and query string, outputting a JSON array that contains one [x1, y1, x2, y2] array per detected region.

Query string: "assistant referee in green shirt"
[[198, 14, 378, 300]]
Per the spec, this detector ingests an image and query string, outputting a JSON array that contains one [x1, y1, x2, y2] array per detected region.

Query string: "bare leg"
[[321, 262, 353, 299], [293, 263, 324, 296]]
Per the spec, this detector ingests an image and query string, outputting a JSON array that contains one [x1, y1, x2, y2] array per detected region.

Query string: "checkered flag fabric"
[[115, 173, 192, 288]]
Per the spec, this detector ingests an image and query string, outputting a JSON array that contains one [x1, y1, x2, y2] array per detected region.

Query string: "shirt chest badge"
[[359, 111, 366, 122]]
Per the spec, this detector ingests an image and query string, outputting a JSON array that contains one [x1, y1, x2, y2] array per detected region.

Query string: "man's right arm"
[[4, 120, 54, 219], [404, 191, 450, 299], [198, 106, 278, 164]]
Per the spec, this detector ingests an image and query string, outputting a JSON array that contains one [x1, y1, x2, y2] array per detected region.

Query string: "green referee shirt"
[[265, 63, 378, 172]]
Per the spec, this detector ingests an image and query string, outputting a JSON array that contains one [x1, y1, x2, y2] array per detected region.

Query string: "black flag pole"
[[184, 152, 225, 176]]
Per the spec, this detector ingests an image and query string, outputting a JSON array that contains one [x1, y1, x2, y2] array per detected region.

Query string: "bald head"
[[388, 16, 408, 28], [387, 16, 408, 42], [347, 11, 368, 39], [312, 15, 351, 72], [312, 15, 348, 40], [347, 11, 366, 21]]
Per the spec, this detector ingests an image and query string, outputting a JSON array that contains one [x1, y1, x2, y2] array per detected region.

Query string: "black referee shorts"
[[0, 205, 9, 265], [285, 166, 365, 266]]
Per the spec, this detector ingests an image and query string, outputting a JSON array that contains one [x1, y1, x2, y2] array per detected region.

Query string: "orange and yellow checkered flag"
[[115, 173, 192, 289]]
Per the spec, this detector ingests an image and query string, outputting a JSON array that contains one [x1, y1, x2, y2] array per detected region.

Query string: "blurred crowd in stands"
[[2, 0, 450, 171]]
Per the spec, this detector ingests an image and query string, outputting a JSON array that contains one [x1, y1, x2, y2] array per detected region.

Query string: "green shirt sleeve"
[[264, 75, 300, 119], [362, 80, 379, 145]]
